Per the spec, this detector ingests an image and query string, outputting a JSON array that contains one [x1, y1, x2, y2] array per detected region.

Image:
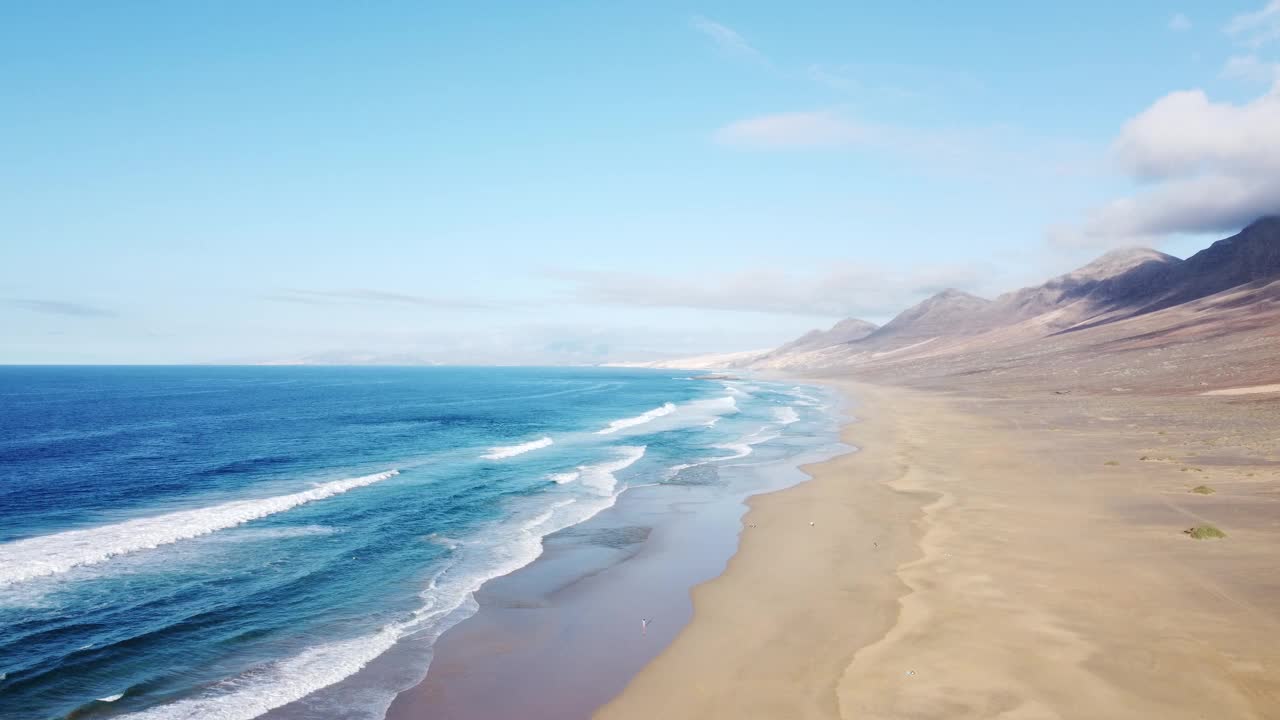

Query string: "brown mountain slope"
[[769, 317, 878, 356], [755, 217, 1280, 373], [862, 289, 993, 344], [1142, 215, 1280, 314], [817, 275, 1280, 394], [987, 248, 1183, 331]]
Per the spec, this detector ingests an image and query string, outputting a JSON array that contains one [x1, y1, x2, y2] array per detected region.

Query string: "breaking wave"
[[596, 403, 676, 434], [0, 470, 398, 586], [481, 436, 553, 460]]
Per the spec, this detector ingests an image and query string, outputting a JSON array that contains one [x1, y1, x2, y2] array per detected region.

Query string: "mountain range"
[[653, 216, 1280, 393]]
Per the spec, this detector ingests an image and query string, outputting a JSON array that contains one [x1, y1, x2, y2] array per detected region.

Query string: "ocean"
[[0, 366, 842, 720]]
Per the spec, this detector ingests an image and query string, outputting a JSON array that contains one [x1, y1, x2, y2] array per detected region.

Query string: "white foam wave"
[[481, 436, 553, 460], [117, 624, 405, 720], [664, 462, 699, 480], [0, 470, 398, 587], [596, 403, 675, 434], [704, 395, 738, 413], [424, 533, 461, 550], [577, 446, 647, 495], [119, 476, 630, 720], [99, 694, 124, 703], [548, 471, 580, 484], [712, 428, 779, 462], [712, 442, 754, 461], [774, 406, 800, 425]]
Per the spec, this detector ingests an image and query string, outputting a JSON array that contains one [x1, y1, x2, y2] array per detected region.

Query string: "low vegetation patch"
[[1104, 460, 1120, 466], [1184, 525, 1226, 540], [1190, 485, 1215, 495]]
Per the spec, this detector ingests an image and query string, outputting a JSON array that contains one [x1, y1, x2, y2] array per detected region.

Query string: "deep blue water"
[[0, 366, 835, 720]]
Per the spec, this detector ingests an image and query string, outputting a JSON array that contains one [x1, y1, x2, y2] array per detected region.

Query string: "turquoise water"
[[0, 366, 836, 719]]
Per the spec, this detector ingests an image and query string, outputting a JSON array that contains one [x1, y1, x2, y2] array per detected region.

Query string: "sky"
[[3, 1, 1279, 364]]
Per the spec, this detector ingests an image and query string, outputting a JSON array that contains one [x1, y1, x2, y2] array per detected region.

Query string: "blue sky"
[[3, 1, 1279, 363]]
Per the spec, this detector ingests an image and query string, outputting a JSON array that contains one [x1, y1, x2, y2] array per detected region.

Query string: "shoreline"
[[594, 379, 923, 719], [598, 379, 1280, 719], [382, 380, 849, 720]]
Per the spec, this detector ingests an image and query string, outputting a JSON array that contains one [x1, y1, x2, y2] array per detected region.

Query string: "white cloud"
[[713, 111, 870, 149], [1056, 83, 1280, 246], [691, 16, 767, 63], [1054, 174, 1280, 244], [1225, 1, 1280, 48], [1168, 12, 1192, 31], [1113, 86, 1280, 180], [550, 262, 988, 320], [1221, 54, 1280, 83]]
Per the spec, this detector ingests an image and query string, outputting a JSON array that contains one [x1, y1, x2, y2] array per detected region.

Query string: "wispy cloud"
[[549, 263, 989, 320], [1052, 82, 1280, 247], [1221, 54, 1280, 83], [807, 64, 859, 92], [1168, 12, 1193, 32], [266, 288, 496, 310], [691, 15, 768, 64], [1225, 0, 1280, 48], [712, 109, 1102, 180], [4, 298, 117, 318], [713, 111, 870, 149]]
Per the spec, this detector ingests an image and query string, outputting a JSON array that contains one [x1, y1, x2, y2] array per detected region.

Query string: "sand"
[[595, 380, 1280, 719], [1202, 384, 1280, 396]]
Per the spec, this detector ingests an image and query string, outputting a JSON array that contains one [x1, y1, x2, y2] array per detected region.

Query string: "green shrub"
[[1184, 525, 1225, 540]]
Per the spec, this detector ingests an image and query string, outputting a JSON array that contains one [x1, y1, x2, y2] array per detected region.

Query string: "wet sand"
[[384, 414, 845, 720], [597, 380, 1280, 719]]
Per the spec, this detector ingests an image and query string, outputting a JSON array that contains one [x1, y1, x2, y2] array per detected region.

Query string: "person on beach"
[[641, 618, 651, 636]]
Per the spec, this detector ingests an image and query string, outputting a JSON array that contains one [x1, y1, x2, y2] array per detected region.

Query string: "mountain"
[[624, 217, 1280, 377], [985, 247, 1183, 332], [753, 216, 1280, 374], [988, 245, 1177, 325], [864, 289, 993, 343], [770, 318, 878, 355], [1148, 215, 1280, 312]]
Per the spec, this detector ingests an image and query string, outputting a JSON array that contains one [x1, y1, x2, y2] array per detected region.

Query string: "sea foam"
[[481, 436, 553, 460], [774, 406, 800, 425], [596, 403, 676, 434], [577, 446, 647, 495], [118, 474, 634, 720], [712, 428, 779, 462], [0, 470, 398, 586]]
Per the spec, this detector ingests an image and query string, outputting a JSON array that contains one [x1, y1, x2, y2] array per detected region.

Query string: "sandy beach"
[[596, 380, 1280, 719]]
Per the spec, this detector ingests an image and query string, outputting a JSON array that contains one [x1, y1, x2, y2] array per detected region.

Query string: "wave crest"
[[0, 470, 398, 586], [577, 446, 647, 494], [596, 403, 676, 435], [481, 436, 553, 460]]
